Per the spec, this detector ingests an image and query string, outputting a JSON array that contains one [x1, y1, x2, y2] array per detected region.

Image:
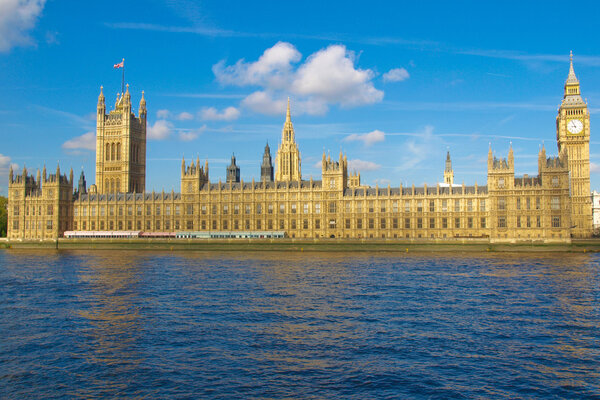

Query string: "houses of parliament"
[[6, 54, 592, 242]]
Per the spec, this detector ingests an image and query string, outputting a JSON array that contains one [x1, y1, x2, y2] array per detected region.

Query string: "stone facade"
[[6, 55, 592, 242]]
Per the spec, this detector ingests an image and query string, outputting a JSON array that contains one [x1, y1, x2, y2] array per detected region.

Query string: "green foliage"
[[0, 196, 7, 237]]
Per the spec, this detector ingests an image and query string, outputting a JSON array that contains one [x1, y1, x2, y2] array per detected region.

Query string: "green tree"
[[0, 196, 7, 237]]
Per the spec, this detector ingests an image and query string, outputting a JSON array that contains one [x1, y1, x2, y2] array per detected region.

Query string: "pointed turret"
[[36, 169, 41, 185], [508, 142, 514, 169], [69, 167, 73, 184], [487, 144, 493, 170], [566, 50, 579, 85], [77, 170, 87, 196], [139, 90, 146, 117], [181, 157, 186, 174], [9, 164, 13, 183], [226, 154, 240, 183], [261, 142, 274, 182], [42, 165, 47, 181], [275, 98, 301, 181], [563, 51, 583, 100]]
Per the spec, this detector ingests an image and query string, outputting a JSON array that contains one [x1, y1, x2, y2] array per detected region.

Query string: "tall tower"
[[275, 98, 301, 182], [556, 52, 591, 237], [444, 151, 454, 185], [95, 84, 147, 194], [261, 142, 274, 182]]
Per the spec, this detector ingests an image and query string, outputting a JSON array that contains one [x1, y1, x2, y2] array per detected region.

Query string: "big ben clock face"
[[567, 119, 584, 134]]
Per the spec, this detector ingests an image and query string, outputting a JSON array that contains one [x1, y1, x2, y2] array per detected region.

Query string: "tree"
[[0, 196, 7, 237]]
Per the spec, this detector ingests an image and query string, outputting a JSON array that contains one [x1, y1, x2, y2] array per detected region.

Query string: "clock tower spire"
[[556, 51, 591, 237]]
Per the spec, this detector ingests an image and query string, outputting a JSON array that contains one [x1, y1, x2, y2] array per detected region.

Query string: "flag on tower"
[[113, 59, 124, 69]]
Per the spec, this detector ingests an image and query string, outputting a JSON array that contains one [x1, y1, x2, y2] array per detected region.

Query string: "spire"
[[286, 97, 291, 123], [139, 90, 146, 115], [508, 142, 514, 168], [181, 156, 185, 174], [281, 97, 295, 143], [98, 86, 105, 105], [445, 151, 452, 172], [566, 50, 579, 85], [9, 164, 13, 182]]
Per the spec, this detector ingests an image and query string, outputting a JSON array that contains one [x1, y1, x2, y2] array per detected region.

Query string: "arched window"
[[105, 143, 110, 161], [105, 179, 109, 192], [111, 143, 115, 161], [116, 179, 120, 193], [116, 142, 121, 161]]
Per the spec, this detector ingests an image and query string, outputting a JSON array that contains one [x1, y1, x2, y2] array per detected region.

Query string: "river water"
[[1, 250, 599, 399]]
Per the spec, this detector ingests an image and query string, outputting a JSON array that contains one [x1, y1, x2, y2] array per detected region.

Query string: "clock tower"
[[556, 51, 592, 237]]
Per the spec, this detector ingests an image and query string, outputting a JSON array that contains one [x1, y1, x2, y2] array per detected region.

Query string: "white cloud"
[[348, 159, 381, 172], [397, 125, 439, 171], [214, 42, 383, 116], [383, 67, 410, 82], [591, 162, 600, 174], [176, 111, 194, 121], [200, 106, 240, 121], [213, 41, 301, 89], [291, 45, 383, 107], [0, 0, 46, 52], [156, 109, 170, 118], [344, 129, 385, 146], [178, 125, 207, 141], [62, 132, 96, 151], [147, 120, 173, 140]]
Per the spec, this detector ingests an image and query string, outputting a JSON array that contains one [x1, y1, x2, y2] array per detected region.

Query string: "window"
[[380, 203, 386, 213], [156, 221, 161, 230], [345, 219, 351, 229], [187, 220, 193, 230], [315, 203, 320, 214], [368, 201, 374, 213], [202, 205, 207, 215], [211, 220, 216, 230], [303, 203, 309, 214], [223, 220, 228, 230], [234, 220, 239, 230], [166, 206, 171, 216], [551, 197, 560, 210], [234, 204, 239, 215], [393, 218, 398, 229], [417, 218, 422, 229], [442, 200, 448, 212], [246, 205, 251, 214], [429, 218, 435, 229], [468, 217, 473, 229], [13, 205, 19, 216], [429, 200, 435, 212], [47, 205, 54, 216], [536, 197, 541, 210], [404, 201, 410, 212], [315, 219, 320, 229], [480, 200, 486, 212], [404, 218, 410, 229], [268, 204, 273, 214], [357, 218, 362, 229], [223, 205, 229, 215], [527, 216, 531, 228], [552, 176, 559, 187], [516, 198, 521, 210], [329, 202, 336, 213], [417, 201, 423, 212], [303, 219, 308, 229], [552, 216, 560, 228], [498, 216, 507, 228], [392, 201, 398, 213], [380, 218, 386, 229], [467, 200, 472, 212], [187, 204, 194, 215], [454, 199, 460, 212], [329, 219, 336, 229], [480, 218, 486, 229], [46, 220, 53, 230], [517, 216, 521, 228], [537, 216, 541, 228], [279, 203, 285, 214], [279, 220, 284, 229], [455, 218, 460, 229], [291, 204, 296, 214], [526, 198, 531, 210], [176, 205, 181, 216], [290, 220, 295, 229], [498, 197, 506, 210], [498, 177, 505, 188], [368, 218, 374, 229], [442, 218, 448, 229]]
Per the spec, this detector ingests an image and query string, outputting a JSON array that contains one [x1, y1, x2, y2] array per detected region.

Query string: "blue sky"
[[1, 0, 600, 195]]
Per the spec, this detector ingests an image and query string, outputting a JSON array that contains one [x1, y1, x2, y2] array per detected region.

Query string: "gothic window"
[[551, 197, 560, 210], [116, 179, 120, 192], [480, 218, 486, 229], [552, 216, 560, 228], [116, 143, 121, 161], [111, 143, 115, 161], [552, 176, 559, 187], [106, 143, 110, 161], [497, 217, 507, 228]]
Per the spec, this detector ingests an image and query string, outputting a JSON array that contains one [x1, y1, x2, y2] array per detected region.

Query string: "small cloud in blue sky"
[[383, 68, 410, 82]]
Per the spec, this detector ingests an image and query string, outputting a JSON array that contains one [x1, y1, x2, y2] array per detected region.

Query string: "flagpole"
[[121, 58, 125, 94]]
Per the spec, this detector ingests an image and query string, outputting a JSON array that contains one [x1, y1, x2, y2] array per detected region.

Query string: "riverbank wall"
[[3, 238, 600, 252]]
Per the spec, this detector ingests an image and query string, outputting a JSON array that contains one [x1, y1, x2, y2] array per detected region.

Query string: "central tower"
[[556, 52, 591, 237], [275, 99, 301, 182], [95, 84, 147, 194]]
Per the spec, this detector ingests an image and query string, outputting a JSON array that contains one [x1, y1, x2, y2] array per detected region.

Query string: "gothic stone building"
[[7, 55, 591, 242]]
